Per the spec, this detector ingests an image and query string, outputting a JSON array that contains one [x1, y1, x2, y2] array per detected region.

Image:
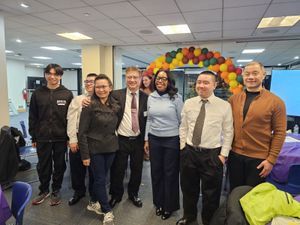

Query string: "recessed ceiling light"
[[72, 63, 81, 66], [32, 56, 52, 60], [41, 46, 67, 51], [20, 3, 29, 8], [5, 50, 14, 53], [277, 63, 282, 66], [257, 15, 300, 28], [237, 59, 253, 63], [242, 49, 265, 54], [16, 39, 22, 43], [239, 64, 243, 67], [157, 24, 191, 35], [84, 13, 90, 17], [57, 32, 92, 40], [294, 56, 299, 59]]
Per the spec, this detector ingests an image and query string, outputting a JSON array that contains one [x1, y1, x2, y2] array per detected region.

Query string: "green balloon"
[[177, 48, 182, 53], [209, 57, 217, 65], [237, 75, 243, 84], [170, 50, 177, 58], [203, 59, 210, 67], [166, 56, 173, 64], [202, 48, 208, 54]]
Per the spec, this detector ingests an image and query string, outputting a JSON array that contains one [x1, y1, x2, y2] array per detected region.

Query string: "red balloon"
[[187, 52, 194, 60], [193, 57, 199, 64], [228, 65, 236, 72], [206, 51, 214, 59], [165, 52, 170, 57], [198, 54, 206, 61], [182, 56, 189, 64], [236, 67, 242, 75], [189, 46, 195, 52], [217, 56, 225, 64]]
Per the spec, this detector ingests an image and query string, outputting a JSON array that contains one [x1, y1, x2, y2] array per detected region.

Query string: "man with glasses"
[[29, 64, 73, 206], [109, 66, 148, 208], [67, 73, 101, 212]]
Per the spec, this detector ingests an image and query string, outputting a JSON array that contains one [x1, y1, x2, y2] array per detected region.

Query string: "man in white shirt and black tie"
[[177, 70, 234, 225]]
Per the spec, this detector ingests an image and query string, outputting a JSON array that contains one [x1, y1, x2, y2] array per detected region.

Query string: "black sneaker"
[[50, 191, 61, 206], [32, 192, 50, 205]]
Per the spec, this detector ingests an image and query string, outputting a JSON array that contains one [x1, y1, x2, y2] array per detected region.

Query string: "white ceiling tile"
[[166, 33, 195, 42], [147, 13, 186, 26], [119, 35, 146, 44], [223, 29, 255, 38], [4, 19, 25, 29], [130, 26, 162, 36], [189, 22, 222, 32], [224, 0, 272, 8], [95, 37, 125, 45], [87, 31, 112, 39], [254, 27, 291, 36], [33, 11, 75, 24], [12, 26, 50, 36], [38, 24, 70, 34], [116, 16, 153, 28], [85, 19, 124, 30], [224, 19, 260, 30], [141, 35, 170, 43], [131, 0, 179, 16], [81, 0, 124, 6], [286, 23, 300, 34], [105, 28, 136, 37], [176, 0, 222, 12], [36, 0, 87, 9], [183, 9, 222, 23], [265, 2, 300, 17], [0, 0, 53, 13], [60, 22, 99, 32], [63, 6, 109, 21], [224, 5, 269, 21], [9, 15, 50, 26], [193, 31, 222, 40], [94, 2, 142, 19]]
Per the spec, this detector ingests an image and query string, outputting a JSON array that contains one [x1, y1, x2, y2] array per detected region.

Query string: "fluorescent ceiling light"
[[294, 56, 299, 59], [277, 63, 282, 66], [16, 39, 22, 43], [20, 3, 29, 8], [242, 49, 265, 54], [57, 32, 92, 40], [30, 63, 44, 66], [258, 15, 300, 28], [72, 63, 82, 66], [32, 56, 52, 60], [157, 24, 191, 35], [5, 50, 14, 53], [237, 59, 253, 62], [41, 46, 67, 51]]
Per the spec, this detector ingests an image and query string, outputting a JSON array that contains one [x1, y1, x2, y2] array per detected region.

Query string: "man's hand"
[[69, 142, 79, 153], [144, 141, 149, 155], [218, 155, 226, 165], [82, 159, 90, 167], [32, 142, 37, 148], [257, 160, 273, 178], [82, 97, 91, 107]]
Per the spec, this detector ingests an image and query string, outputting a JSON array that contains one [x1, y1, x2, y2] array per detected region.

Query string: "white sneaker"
[[103, 211, 114, 225], [87, 201, 103, 215]]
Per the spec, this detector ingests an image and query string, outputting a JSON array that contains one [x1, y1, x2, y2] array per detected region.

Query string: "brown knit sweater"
[[229, 89, 286, 164]]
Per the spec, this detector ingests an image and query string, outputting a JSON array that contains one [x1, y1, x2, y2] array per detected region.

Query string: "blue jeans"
[[90, 153, 115, 213]]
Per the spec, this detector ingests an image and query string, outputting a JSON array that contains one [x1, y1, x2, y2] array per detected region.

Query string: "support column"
[[113, 47, 123, 89], [0, 14, 10, 127], [81, 45, 113, 83]]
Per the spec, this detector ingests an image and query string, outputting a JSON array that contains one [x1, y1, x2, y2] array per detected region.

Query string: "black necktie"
[[192, 99, 208, 146]]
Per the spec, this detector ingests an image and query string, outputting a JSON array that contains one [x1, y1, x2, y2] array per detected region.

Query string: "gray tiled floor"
[[4, 111, 228, 225]]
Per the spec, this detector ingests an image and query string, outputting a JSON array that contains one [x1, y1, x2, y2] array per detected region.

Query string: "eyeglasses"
[[84, 80, 94, 84], [95, 85, 109, 89], [156, 77, 168, 82], [46, 72, 60, 77]]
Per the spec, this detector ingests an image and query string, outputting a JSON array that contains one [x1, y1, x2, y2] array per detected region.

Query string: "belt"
[[118, 134, 141, 140], [186, 144, 221, 152]]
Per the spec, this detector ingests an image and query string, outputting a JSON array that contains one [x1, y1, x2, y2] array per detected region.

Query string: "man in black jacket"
[[109, 66, 148, 208], [29, 64, 73, 206]]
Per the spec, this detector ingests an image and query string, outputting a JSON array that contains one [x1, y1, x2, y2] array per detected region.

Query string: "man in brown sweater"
[[228, 61, 286, 191]]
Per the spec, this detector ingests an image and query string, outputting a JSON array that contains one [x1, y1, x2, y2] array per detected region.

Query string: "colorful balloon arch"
[[144, 46, 243, 94]]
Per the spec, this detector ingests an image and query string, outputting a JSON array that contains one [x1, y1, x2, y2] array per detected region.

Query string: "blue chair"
[[11, 181, 32, 225]]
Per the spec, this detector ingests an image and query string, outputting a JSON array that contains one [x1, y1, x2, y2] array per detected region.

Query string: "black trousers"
[[228, 151, 265, 192], [180, 145, 223, 225], [109, 135, 144, 200], [69, 150, 95, 199], [149, 134, 180, 212], [36, 141, 67, 193]]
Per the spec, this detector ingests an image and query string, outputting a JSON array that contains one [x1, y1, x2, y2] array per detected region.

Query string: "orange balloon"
[[221, 71, 228, 79], [214, 51, 221, 58], [225, 58, 233, 66], [182, 48, 189, 56], [149, 62, 156, 69], [224, 77, 230, 84], [212, 64, 220, 72], [162, 62, 170, 70], [220, 63, 228, 72]]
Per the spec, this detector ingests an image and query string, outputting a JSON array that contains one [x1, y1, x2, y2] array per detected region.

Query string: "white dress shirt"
[[179, 93, 233, 157], [118, 89, 140, 136]]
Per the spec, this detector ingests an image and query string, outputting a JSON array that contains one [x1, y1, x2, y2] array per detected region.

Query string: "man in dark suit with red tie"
[[109, 66, 148, 208]]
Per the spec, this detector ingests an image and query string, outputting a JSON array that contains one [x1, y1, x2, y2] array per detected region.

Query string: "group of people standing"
[[28, 61, 287, 225]]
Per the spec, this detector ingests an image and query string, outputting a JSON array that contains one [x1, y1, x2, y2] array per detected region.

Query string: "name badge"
[[57, 100, 67, 106]]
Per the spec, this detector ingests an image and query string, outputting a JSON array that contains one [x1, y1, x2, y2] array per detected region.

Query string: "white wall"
[[25, 66, 43, 77], [61, 70, 78, 96], [6, 59, 26, 111]]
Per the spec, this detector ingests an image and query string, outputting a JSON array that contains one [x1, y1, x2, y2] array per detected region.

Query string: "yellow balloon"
[[158, 55, 165, 63], [172, 58, 179, 66], [229, 80, 238, 88], [220, 63, 228, 72], [169, 63, 176, 70], [176, 52, 183, 60], [156, 61, 162, 69], [178, 61, 184, 67], [194, 48, 201, 57], [228, 72, 237, 80], [153, 67, 159, 75], [208, 65, 213, 70], [198, 61, 204, 68], [188, 59, 194, 66]]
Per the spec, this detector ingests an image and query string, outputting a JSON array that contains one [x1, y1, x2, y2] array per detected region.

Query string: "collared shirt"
[[118, 89, 140, 136], [145, 91, 183, 140], [179, 93, 234, 157], [67, 93, 89, 144]]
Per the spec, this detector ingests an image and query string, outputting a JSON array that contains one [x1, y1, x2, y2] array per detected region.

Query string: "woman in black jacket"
[[79, 74, 120, 225]]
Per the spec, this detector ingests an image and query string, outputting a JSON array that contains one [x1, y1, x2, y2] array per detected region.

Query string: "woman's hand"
[[144, 141, 149, 155], [82, 159, 90, 167]]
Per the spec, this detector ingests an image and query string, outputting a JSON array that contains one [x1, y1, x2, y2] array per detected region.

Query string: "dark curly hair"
[[154, 70, 178, 100]]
